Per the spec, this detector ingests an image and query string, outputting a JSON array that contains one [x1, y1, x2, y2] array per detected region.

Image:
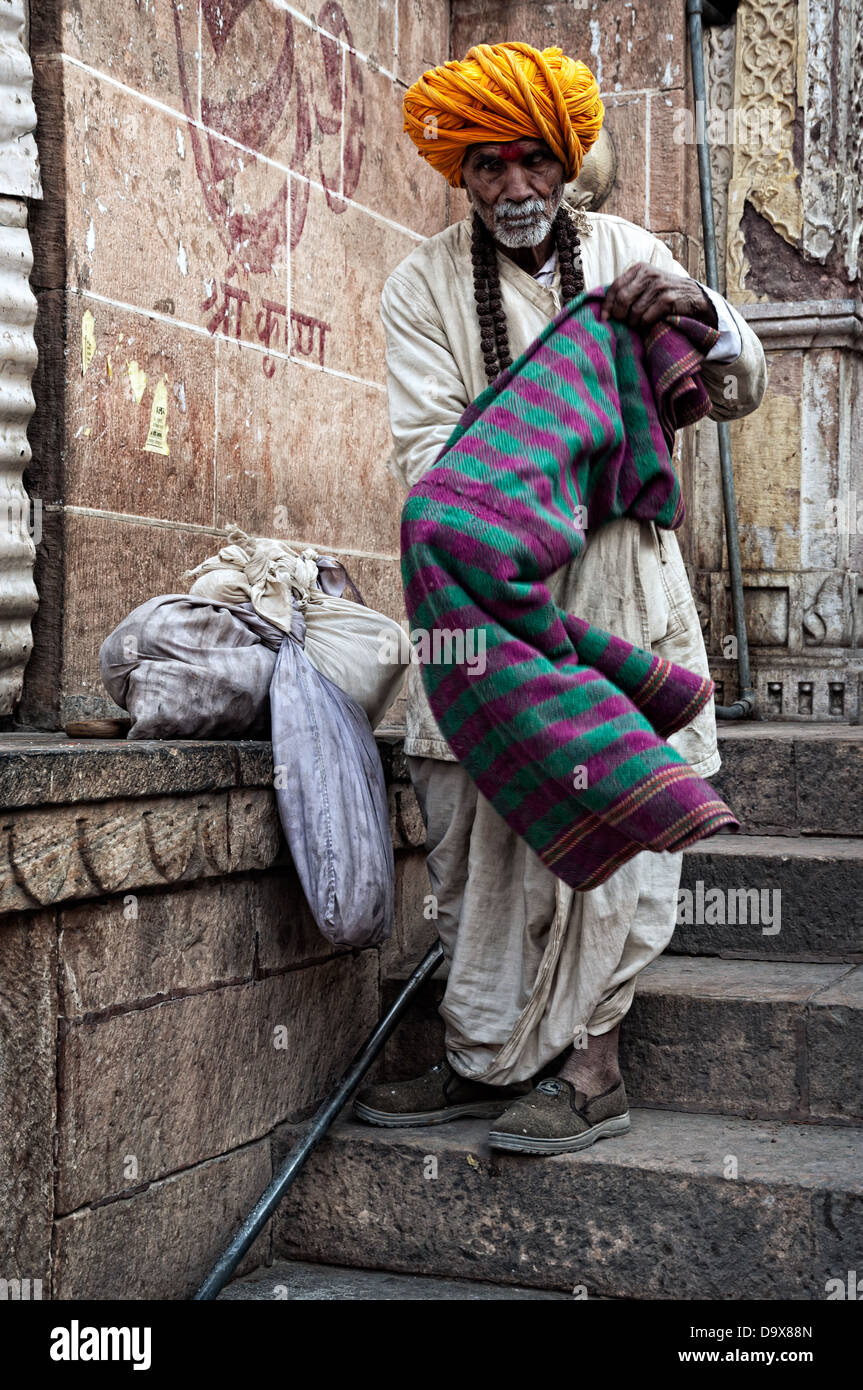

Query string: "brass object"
[[64, 718, 131, 739], [564, 126, 617, 212]]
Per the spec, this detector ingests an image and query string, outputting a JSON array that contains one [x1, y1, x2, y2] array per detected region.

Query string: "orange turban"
[[402, 42, 604, 188]]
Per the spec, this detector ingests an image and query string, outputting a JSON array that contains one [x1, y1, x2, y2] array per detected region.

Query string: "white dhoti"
[[405, 517, 721, 1087]]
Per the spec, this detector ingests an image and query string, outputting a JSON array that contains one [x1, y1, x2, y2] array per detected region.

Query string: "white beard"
[[486, 187, 565, 248]]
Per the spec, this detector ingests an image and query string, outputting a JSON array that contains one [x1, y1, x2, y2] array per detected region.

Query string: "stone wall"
[[3, 0, 445, 1301], [23, 0, 450, 729], [718, 1, 863, 719], [0, 735, 429, 1298]]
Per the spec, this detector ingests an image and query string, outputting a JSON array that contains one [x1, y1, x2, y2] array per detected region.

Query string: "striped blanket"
[[400, 285, 739, 891]]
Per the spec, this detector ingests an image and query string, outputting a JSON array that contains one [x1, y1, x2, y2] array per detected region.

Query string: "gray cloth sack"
[[99, 594, 281, 739], [99, 594, 393, 947]]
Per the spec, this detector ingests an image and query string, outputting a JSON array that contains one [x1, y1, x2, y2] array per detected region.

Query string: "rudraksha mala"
[[471, 203, 585, 384]]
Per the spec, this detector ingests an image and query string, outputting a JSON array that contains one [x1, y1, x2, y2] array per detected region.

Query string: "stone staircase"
[[228, 722, 863, 1300]]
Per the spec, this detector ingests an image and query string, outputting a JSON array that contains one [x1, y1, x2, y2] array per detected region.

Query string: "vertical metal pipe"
[[193, 939, 445, 1300], [686, 0, 755, 718]]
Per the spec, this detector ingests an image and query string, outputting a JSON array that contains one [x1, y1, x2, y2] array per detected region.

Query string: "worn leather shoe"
[[354, 1059, 528, 1128], [488, 1077, 630, 1154]]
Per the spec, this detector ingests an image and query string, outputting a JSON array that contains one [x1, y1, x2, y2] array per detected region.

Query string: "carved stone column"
[[693, 0, 863, 719]]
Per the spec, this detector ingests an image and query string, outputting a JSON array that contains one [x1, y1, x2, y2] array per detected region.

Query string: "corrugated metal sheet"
[[0, 1, 40, 717], [0, 1, 41, 199]]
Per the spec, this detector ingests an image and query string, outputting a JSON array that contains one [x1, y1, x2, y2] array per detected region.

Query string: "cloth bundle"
[[98, 594, 280, 740], [184, 527, 411, 731], [99, 536, 406, 947], [400, 286, 739, 892]]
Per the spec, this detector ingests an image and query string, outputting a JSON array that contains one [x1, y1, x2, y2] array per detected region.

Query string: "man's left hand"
[[600, 262, 718, 331]]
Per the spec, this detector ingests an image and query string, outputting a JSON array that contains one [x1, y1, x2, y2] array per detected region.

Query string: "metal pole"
[[193, 939, 445, 1301], [686, 0, 755, 718]]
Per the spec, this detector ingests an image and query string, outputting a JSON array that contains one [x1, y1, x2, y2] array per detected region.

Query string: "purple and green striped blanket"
[[400, 285, 739, 891]]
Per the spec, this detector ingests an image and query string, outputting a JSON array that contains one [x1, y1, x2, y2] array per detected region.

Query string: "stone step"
[[379, 723, 863, 840], [389, 834, 863, 971], [380, 958, 863, 1126], [711, 722, 863, 837], [219, 1258, 569, 1300], [676, 834, 863, 961], [270, 1110, 863, 1300]]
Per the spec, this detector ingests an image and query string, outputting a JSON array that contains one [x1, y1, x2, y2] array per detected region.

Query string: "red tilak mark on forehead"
[[496, 141, 531, 161]]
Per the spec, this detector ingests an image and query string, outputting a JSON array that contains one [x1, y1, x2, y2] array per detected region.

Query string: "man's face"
[[461, 138, 566, 248]]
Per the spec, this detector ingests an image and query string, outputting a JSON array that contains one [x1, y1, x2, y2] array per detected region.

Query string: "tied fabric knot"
[[402, 41, 604, 187], [244, 540, 320, 602], [183, 527, 336, 636], [182, 523, 407, 729]]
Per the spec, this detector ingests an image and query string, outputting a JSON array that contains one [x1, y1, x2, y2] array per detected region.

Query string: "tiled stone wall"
[[23, 0, 450, 727], [0, 734, 391, 1299]]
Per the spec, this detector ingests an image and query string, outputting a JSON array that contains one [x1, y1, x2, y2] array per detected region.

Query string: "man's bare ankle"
[[555, 1025, 622, 1098], [556, 1059, 622, 1097]]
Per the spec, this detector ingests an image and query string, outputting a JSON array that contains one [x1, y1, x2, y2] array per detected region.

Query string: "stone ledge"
[[220, 1258, 570, 1301], [0, 788, 287, 915], [3, 723, 861, 917], [0, 731, 414, 917], [0, 733, 274, 809], [738, 298, 863, 351], [379, 960, 863, 1125], [0, 730, 412, 811], [271, 1111, 863, 1299]]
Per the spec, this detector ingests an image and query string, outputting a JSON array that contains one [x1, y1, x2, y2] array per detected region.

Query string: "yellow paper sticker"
[[126, 360, 147, 404], [106, 353, 113, 381], [143, 376, 170, 456], [81, 310, 96, 376]]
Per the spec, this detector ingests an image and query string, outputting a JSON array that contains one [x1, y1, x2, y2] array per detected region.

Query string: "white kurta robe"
[[380, 207, 767, 1084]]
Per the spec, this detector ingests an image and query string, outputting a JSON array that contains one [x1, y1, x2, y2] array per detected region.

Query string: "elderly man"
[[356, 41, 766, 1154]]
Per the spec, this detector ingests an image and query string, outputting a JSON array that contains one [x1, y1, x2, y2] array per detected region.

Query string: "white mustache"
[[493, 198, 554, 248], [495, 199, 547, 224]]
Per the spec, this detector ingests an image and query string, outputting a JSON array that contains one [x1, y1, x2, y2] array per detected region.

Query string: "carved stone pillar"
[[693, 0, 863, 719]]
